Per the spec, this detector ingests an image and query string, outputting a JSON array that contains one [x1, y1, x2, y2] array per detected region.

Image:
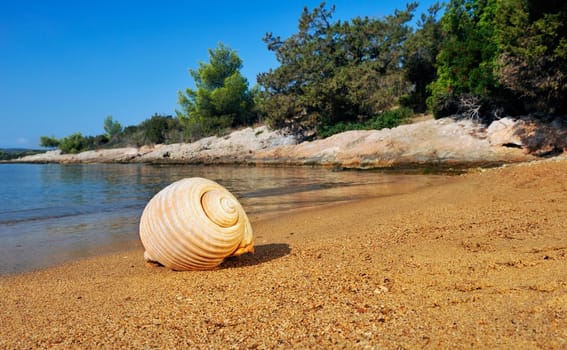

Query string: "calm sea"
[[0, 163, 449, 275]]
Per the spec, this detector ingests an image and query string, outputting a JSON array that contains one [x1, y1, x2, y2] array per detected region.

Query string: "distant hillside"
[[0, 148, 47, 161]]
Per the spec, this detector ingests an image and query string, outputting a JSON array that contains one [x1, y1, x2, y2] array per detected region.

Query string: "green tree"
[[59, 132, 88, 154], [428, 0, 566, 118], [427, 0, 500, 118], [39, 135, 60, 148], [402, 3, 443, 112], [257, 2, 417, 137], [495, 0, 567, 115], [103, 115, 123, 139], [138, 114, 179, 144], [176, 43, 255, 139]]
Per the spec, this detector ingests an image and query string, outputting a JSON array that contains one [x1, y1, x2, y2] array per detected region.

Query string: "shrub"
[[59, 133, 89, 154], [317, 108, 413, 138]]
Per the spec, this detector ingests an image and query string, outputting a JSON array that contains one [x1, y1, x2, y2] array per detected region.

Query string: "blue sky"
[[0, 1, 438, 148]]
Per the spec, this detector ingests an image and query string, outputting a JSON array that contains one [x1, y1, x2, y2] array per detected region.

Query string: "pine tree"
[[176, 43, 254, 139]]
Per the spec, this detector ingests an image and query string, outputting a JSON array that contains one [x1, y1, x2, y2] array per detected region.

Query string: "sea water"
[[0, 163, 449, 274]]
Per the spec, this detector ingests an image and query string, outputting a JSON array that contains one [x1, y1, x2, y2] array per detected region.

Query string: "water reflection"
[[0, 163, 450, 274]]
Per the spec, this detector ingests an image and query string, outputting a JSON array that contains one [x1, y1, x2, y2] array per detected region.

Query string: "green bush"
[[0, 149, 46, 160], [59, 132, 89, 154], [103, 114, 186, 147], [317, 108, 413, 138]]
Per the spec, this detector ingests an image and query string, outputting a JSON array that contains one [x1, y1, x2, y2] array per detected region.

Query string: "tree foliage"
[[176, 43, 255, 140], [138, 114, 183, 145], [495, 0, 567, 115], [103, 115, 123, 139], [39, 113, 186, 153], [39, 136, 60, 148], [58, 132, 89, 154], [402, 3, 443, 112], [427, 0, 500, 118], [105, 114, 184, 147], [0, 149, 46, 160], [257, 2, 417, 138], [317, 107, 413, 138], [428, 0, 567, 119]]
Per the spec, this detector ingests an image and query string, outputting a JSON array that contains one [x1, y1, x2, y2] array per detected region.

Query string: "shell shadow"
[[220, 243, 291, 269]]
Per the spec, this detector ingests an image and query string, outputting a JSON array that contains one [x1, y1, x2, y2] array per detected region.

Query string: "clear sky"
[[0, 1, 438, 148]]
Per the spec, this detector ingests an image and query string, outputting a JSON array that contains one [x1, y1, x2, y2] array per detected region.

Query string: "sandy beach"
[[1, 159, 566, 349]]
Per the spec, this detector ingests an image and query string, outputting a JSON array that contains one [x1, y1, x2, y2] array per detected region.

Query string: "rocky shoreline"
[[12, 116, 565, 168]]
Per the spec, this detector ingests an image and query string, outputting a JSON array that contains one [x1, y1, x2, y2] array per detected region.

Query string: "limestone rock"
[[137, 126, 297, 163], [486, 117, 525, 148], [253, 118, 536, 168]]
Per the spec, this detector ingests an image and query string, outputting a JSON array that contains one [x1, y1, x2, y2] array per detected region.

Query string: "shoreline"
[[0, 171, 454, 276], [10, 116, 560, 169], [1, 158, 566, 348]]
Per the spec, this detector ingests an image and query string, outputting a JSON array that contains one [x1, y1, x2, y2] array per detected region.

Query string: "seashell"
[[139, 177, 254, 271]]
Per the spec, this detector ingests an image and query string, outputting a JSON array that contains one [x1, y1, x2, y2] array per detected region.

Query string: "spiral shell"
[[139, 177, 254, 271]]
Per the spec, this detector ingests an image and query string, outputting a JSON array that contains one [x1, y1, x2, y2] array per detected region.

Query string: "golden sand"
[[1, 160, 566, 348]]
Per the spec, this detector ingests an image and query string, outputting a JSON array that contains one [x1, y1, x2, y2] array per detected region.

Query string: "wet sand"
[[1, 159, 566, 348]]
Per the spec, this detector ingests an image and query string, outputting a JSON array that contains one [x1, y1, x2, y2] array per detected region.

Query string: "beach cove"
[[1, 158, 565, 348]]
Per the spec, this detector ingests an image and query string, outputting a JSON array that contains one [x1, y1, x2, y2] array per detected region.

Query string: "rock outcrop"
[[137, 126, 296, 164], [13, 147, 143, 163], [15, 117, 562, 168], [253, 117, 538, 168]]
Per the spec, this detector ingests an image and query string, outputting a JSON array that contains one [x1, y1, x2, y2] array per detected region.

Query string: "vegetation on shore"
[[0, 149, 46, 161], [41, 0, 566, 154], [176, 43, 256, 141]]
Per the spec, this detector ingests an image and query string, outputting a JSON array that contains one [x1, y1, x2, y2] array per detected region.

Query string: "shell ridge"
[[178, 182, 239, 260], [147, 184, 180, 267], [167, 187, 223, 269], [151, 180, 193, 268], [181, 181, 242, 255], [163, 182, 204, 268], [141, 196, 165, 262]]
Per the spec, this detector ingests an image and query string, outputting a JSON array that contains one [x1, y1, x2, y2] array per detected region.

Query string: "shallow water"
[[0, 163, 450, 274]]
